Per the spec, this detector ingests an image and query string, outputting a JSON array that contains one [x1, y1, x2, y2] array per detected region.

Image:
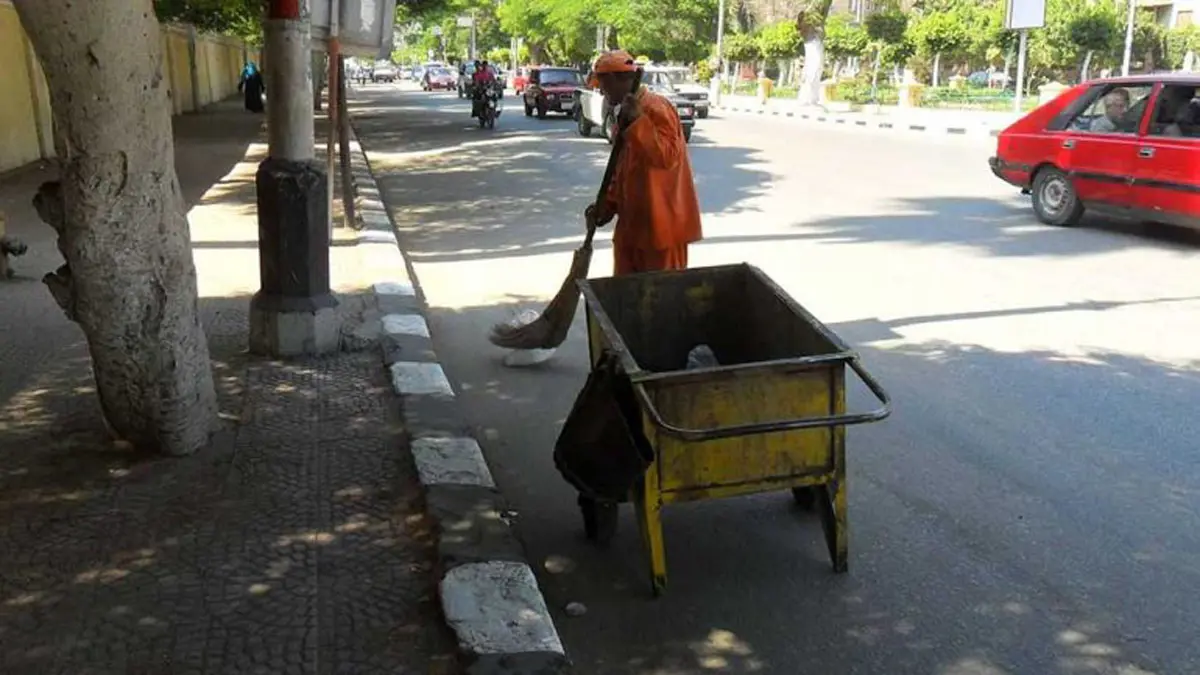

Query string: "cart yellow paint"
[[576, 264, 890, 596]]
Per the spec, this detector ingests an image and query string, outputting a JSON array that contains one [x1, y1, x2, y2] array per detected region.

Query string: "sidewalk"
[[0, 99, 457, 674], [715, 93, 1020, 137]]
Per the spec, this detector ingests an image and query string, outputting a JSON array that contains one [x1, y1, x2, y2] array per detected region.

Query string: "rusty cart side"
[[577, 263, 891, 596]]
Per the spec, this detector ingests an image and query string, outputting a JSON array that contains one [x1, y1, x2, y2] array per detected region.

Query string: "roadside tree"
[[14, 0, 218, 456]]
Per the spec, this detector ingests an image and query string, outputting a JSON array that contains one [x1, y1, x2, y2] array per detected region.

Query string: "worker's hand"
[[585, 203, 613, 229], [618, 92, 641, 128]]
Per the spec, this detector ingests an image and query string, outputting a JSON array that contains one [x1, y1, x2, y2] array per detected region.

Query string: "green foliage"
[[695, 60, 713, 81], [824, 13, 869, 60], [1067, 6, 1118, 54], [154, 0, 262, 40], [795, 0, 834, 36], [724, 31, 762, 62], [1165, 25, 1200, 69], [865, 8, 907, 45], [756, 21, 802, 60], [913, 10, 970, 58]]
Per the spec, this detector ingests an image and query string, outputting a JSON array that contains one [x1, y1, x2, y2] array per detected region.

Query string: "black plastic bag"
[[554, 350, 654, 502]]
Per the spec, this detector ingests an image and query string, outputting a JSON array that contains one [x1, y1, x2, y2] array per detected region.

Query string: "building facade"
[[1140, 0, 1197, 28]]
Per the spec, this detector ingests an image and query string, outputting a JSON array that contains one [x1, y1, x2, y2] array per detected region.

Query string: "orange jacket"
[[604, 88, 703, 252]]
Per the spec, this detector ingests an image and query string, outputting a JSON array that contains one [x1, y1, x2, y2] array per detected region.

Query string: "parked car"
[[989, 73, 1199, 232], [373, 62, 397, 83], [422, 67, 456, 91], [573, 66, 696, 143], [662, 66, 710, 118], [523, 67, 585, 118]]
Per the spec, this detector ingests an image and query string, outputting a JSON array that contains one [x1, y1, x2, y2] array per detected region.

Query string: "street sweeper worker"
[[584, 50, 702, 274]]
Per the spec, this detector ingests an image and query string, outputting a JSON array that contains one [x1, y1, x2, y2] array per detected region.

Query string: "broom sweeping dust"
[[488, 81, 636, 364]]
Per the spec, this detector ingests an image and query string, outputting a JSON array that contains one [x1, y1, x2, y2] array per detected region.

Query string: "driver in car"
[[1090, 88, 1129, 133]]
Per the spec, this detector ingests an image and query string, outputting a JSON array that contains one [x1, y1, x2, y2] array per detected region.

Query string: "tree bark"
[[933, 52, 941, 87], [14, 0, 217, 456], [797, 30, 825, 106]]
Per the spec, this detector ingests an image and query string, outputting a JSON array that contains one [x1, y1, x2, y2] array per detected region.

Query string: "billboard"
[[309, 0, 398, 58], [1005, 0, 1047, 30]]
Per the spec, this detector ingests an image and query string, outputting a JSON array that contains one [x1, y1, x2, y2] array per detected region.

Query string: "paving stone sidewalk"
[[0, 99, 458, 674]]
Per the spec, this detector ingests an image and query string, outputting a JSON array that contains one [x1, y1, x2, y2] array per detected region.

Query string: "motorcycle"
[[476, 85, 502, 129]]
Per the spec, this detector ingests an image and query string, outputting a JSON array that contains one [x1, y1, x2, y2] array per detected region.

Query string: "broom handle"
[[584, 69, 642, 250]]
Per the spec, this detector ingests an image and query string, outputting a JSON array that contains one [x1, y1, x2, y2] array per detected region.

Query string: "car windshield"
[[432, 68, 452, 78], [665, 70, 696, 85], [539, 69, 583, 86], [644, 71, 676, 91]]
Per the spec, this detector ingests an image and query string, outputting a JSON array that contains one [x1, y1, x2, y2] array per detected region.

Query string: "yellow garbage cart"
[[575, 263, 891, 596]]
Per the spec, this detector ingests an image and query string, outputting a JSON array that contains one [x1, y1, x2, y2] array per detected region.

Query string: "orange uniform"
[[601, 87, 703, 275]]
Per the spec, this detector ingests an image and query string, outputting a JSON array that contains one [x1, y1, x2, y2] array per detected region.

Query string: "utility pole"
[[1014, 29, 1028, 113], [251, 0, 339, 357], [1121, 0, 1136, 76], [712, 0, 726, 102]]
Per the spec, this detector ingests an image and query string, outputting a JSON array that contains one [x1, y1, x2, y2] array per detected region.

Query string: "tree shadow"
[[783, 195, 1200, 258], [349, 89, 774, 266], [1, 98, 455, 673], [0, 291, 456, 674], [401, 293, 1195, 674]]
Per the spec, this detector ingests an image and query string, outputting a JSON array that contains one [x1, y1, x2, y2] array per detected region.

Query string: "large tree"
[[15, 0, 217, 456]]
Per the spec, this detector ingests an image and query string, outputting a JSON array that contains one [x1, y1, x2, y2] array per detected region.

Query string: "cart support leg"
[[634, 471, 668, 596], [818, 422, 848, 572]]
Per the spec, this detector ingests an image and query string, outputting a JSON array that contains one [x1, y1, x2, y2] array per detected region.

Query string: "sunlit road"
[[351, 83, 1200, 675]]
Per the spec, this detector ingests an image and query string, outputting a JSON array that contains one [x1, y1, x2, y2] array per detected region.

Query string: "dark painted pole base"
[[249, 156, 340, 357]]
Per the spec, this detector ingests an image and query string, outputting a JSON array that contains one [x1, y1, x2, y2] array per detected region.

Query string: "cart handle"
[[632, 356, 892, 442]]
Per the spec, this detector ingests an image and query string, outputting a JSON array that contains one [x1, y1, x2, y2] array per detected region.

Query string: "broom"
[[488, 73, 639, 351]]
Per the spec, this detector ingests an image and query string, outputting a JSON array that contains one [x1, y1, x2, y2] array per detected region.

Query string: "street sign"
[[456, 16, 474, 28], [1005, 0, 1046, 30], [308, 0, 399, 58]]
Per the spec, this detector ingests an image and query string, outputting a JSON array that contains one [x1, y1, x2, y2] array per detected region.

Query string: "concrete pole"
[[1014, 29, 1028, 114], [712, 0, 726, 103], [263, 8, 314, 161], [327, 0, 341, 233], [1121, 0, 1136, 76], [250, 0, 338, 357]]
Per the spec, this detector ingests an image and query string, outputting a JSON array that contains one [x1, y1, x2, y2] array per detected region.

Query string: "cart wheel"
[[579, 495, 618, 546], [791, 486, 818, 511]]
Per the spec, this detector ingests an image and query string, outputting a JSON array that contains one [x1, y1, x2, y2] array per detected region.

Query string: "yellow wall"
[[0, 4, 260, 174]]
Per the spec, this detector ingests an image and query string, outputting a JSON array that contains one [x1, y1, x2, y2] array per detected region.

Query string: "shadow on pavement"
[[350, 89, 774, 266], [785, 195, 1200, 258]]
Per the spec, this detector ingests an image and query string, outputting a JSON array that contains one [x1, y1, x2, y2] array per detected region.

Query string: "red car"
[[990, 73, 1199, 231], [422, 67, 456, 91], [523, 67, 585, 119]]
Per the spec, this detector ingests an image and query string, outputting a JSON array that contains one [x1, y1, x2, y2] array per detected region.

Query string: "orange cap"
[[592, 50, 638, 75]]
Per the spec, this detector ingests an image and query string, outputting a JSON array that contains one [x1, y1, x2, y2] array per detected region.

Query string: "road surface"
[[352, 84, 1200, 675]]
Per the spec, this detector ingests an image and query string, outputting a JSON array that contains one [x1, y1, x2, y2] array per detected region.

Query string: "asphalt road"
[[352, 83, 1200, 675]]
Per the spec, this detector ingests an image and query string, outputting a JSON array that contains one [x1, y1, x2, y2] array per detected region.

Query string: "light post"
[[711, 0, 726, 103], [1121, 0, 1136, 76]]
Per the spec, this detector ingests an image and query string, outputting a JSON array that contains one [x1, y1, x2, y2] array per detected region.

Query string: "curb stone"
[[343, 122, 571, 675], [713, 103, 1005, 138]]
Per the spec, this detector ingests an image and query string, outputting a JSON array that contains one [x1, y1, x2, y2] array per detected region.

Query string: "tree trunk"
[[1081, 50, 1094, 82], [14, 0, 217, 456], [933, 52, 941, 87], [797, 29, 825, 106]]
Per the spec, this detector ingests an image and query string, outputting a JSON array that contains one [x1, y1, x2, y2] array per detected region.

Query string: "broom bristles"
[[488, 247, 592, 350]]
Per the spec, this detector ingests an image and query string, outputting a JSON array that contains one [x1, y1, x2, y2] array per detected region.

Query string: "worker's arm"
[[623, 97, 684, 170]]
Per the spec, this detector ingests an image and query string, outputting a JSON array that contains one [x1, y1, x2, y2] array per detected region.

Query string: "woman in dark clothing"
[[239, 62, 265, 113]]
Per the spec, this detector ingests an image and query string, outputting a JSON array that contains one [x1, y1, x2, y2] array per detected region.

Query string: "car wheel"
[[524, 102, 533, 117], [576, 107, 592, 137], [697, 109, 709, 119], [603, 111, 618, 145], [1031, 166, 1084, 227]]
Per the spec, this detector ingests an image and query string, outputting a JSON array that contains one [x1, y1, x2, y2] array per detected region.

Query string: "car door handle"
[[1138, 147, 1155, 158], [1062, 139, 1075, 149]]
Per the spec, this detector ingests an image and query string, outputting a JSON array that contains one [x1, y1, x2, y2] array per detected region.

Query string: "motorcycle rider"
[[471, 60, 497, 118]]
